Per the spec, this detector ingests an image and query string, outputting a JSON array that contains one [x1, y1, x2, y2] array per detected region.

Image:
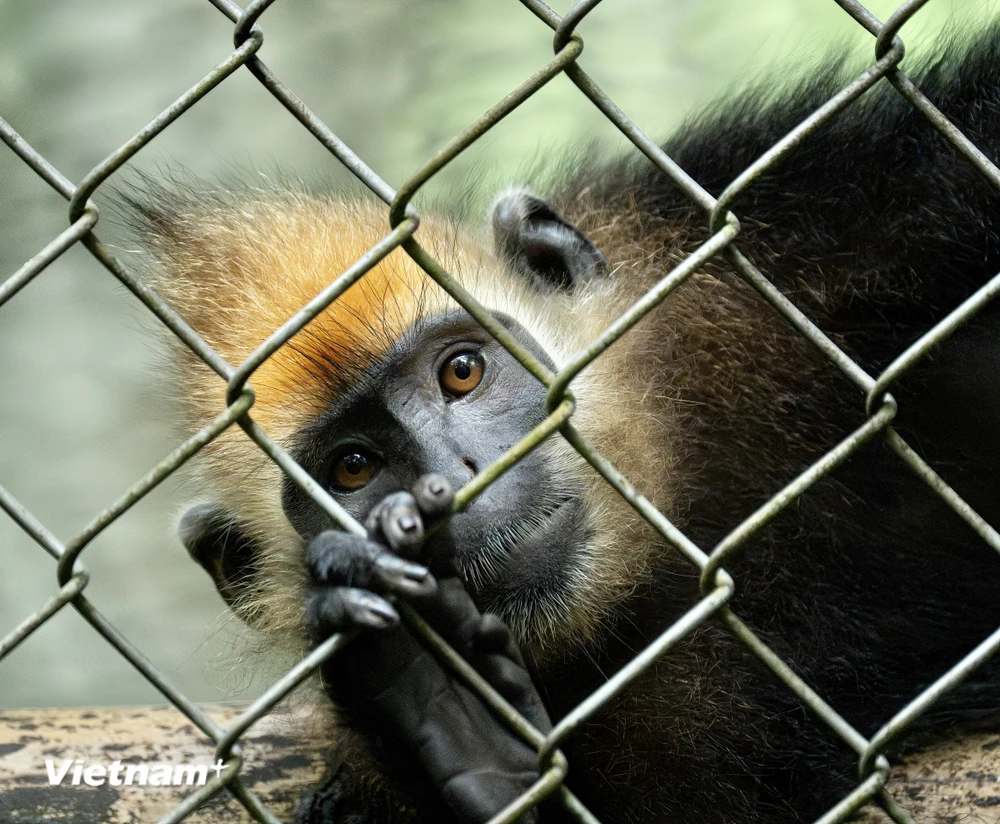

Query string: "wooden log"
[[1, 705, 998, 822], [0, 704, 327, 823], [854, 730, 1000, 823]]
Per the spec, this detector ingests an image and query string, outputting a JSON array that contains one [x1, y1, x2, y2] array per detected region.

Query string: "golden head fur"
[[130, 180, 678, 659]]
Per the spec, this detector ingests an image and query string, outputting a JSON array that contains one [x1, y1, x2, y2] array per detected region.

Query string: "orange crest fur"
[[140, 193, 481, 440]]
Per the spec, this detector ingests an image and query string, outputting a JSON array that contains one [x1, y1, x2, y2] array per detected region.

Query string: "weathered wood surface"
[[1, 705, 998, 822], [0, 704, 328, 823], [854, 730, 1000, 823]]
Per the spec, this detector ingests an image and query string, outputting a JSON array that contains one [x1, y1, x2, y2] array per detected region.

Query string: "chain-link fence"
[[3, 0, 1000, 822]]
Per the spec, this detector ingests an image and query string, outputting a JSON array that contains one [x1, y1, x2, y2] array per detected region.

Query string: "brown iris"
[[440, 351, 485, 397], [331, 449, 377, 492]]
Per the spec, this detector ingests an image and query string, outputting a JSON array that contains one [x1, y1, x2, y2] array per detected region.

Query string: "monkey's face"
[[170, 186, 658, 650], [281, 307, 594, 626]]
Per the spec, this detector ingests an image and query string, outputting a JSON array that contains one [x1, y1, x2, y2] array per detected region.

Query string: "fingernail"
[[366, 598, 398, 623], [403, 562, 429, 581]]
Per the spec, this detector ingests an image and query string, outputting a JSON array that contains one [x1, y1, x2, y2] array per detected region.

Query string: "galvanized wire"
[[2, 1, 1000, 823]]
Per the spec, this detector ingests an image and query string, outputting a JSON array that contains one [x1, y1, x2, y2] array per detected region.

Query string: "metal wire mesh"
[[3, 1, 1000, 822]]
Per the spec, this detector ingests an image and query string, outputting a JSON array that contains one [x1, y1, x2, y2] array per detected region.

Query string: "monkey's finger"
[[308, 530, 435, 598], [372, 552, 438, 598], [412, 473, 454, 522], [472, 614, 526, 665], [409, 573, 545, 726], [412, 577, 482, 648], [306, 587, 399, 638], [471, 615, 552, 734], [470, 662, 552, 736], [366, 492, 426, 559]]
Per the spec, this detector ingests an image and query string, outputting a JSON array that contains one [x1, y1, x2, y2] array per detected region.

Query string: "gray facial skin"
[[282, 310, 589, 611]]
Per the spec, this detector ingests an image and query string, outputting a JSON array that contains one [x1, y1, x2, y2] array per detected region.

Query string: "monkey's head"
[[133, 182, 673, 657]]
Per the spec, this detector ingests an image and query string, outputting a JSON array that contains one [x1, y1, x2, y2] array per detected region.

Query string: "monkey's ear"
[[179, 503, 261, 623], [492, 188, 609, 290]]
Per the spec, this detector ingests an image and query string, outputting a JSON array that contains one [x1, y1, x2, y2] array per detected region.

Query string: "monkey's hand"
[[304, 475, 553, 824]]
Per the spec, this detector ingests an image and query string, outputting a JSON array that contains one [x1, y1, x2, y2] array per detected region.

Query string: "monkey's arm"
[[298, 477, 553, 824]]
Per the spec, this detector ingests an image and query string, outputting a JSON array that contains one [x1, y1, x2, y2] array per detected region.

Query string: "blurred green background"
[[0, 0, 992, 709]]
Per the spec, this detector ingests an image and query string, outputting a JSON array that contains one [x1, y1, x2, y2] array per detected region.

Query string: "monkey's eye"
[[329, 448, 378, 492], [439, 351, 485, 397]]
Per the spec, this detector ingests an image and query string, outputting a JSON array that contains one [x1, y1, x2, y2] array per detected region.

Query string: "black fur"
[[528, 23, 1000, 823]]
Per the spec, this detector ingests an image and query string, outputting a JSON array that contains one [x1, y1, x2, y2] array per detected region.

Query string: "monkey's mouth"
[[459, 494, 585, 593]]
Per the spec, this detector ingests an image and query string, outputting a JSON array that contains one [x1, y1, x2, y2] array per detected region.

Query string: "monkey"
[[124, 22, 1000, 824]]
